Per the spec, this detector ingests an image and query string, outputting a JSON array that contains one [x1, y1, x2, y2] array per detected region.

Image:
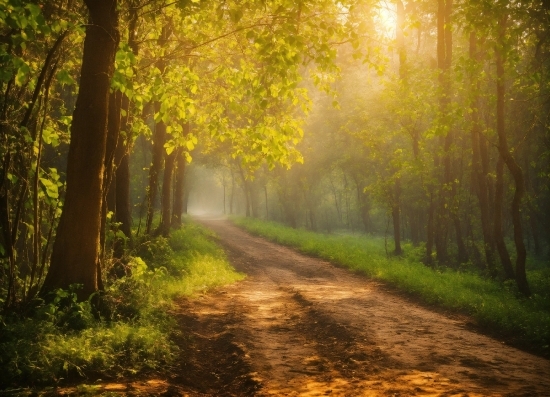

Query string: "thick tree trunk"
[[42, 0, 119, 299], [495, 17, 530, 296]]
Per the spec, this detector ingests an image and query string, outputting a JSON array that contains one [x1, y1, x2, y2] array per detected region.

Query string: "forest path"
[[166, 218, 550, 396]]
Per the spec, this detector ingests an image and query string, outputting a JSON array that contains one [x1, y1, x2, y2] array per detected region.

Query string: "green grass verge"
[[0, 221, 244, 389], [232, 217, 550, 356]]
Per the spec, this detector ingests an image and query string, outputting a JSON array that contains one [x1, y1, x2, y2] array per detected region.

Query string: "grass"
[[0, 220, 243, 390], [232, 217, 550, 356]]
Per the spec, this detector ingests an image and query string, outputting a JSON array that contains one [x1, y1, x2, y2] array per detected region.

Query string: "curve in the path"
[[177, 218, 550, 397]]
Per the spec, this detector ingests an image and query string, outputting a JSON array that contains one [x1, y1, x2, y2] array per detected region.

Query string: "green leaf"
[[15, 62, 31, 87], [56, 69, 75, 86]]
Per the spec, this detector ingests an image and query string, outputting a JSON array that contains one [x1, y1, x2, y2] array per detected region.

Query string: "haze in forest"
[[0, 0, 549, 390]]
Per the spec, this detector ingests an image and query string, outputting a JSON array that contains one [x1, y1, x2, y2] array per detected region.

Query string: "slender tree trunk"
[[264, 185, 268, 220], [114, 127, 132, 239], [158, 150, 176, 236], [434, 0, 454, 264], [172, 147, 186, 228], [470, 32, 496, 274], [392, 1, 406, 255], [145, 27, 170, 235], [494, 155, 515, 279], [237, 163, 251, 217], [495, 16, 530, 296], [42, 0, 119, 300], [453, 215, 468, 263], [392, 180, 402, 255], [113, 6, 139, 246], [229, 169, 235, 214], [146, 110, 166, 234], [425, 193, 435, 266], [100, 90, 122, 269]]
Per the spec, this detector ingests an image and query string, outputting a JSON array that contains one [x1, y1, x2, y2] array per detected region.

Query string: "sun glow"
[[375, 1, 397, 39]]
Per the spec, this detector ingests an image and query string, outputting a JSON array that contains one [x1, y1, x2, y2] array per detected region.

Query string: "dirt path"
[[168, 219, 550, 396]]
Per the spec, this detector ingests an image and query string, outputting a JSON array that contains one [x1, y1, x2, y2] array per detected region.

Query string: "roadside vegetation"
[[233, 217, 550, 357], [0, 221, 243, 390]]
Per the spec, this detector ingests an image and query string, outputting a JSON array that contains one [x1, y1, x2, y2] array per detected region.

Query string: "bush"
[[0, 221, 243, 390]]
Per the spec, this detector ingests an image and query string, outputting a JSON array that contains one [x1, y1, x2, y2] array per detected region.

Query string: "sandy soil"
[[57, 218, 550, 396], [164, 219, 550, 396]]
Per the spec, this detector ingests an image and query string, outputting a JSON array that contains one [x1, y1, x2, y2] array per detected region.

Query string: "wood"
[[42, 0, 119, 300]]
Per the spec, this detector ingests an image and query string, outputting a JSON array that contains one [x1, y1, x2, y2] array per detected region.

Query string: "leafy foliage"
[[0, 221, 242, 389]]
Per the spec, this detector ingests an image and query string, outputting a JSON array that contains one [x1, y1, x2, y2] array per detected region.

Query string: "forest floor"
[[58, 218, 550, 396]]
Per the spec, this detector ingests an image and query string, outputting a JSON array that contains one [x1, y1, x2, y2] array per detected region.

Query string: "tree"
[[42, 0, 119, 299]]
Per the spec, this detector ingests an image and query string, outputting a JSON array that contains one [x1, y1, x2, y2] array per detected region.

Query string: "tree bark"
[[470, 32, 496, 274], [100, 90, 122, 269], [145, 109, 166, 234], [115, 115, 132, 239], [171, 147, 186, 228], [145, 27, 170, 235], [158, 149, 176, 236], [494, 156, 515, 279], [495, 16, 530, 296], [113, 4, 139, 245], [42, 0, 119, 300], [392, 180, 402, 255], [434, 0, 454, 264]]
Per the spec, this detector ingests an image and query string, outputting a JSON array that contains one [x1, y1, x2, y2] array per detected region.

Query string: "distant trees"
[[0, 0, 547, 306], [0, 0, 365, 305], [236, 0, 549, 297]]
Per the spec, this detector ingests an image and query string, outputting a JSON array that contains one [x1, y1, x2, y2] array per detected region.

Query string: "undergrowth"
[[0, 221, 243, 390], [232, 217, 550, 356]]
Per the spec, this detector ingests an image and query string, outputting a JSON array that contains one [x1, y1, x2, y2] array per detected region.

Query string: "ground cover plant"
[[232, 217, 550, 357], [0, 221, 243, 390]]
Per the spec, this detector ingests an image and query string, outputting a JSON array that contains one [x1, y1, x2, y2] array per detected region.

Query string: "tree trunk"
[[229, 169, 235, 214], [158, 149, 176, 236], [392, 180, 402, 255], [264, 185, 268, 220], [112, 95, 132, 264], [172, 147, 186, 228], [425, 193, 435, 266], [42, 0, 119, 300], [453, 215, 468, 263], [145, 110, 166, 234], [434, 0, 453, 264], [145, 27, 170, 235], [495, 16, 530, 296], [470, 32, 496, 274], [114, 123, 132, 239], [494, 155, 515, 279], [100, 90, 122, 268]]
